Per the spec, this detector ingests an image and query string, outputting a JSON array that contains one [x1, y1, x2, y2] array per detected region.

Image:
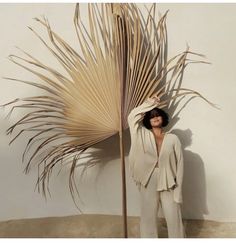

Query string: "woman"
[[127, 95, 185, 238]]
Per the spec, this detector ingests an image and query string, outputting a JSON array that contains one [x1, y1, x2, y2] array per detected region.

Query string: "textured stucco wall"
[[0, 3, 236, 222]]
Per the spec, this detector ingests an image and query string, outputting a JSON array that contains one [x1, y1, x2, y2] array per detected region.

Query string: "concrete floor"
[[0, 214, 236, 238]]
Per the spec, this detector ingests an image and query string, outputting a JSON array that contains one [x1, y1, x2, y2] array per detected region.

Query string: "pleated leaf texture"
[[3, 3, 216, 205]]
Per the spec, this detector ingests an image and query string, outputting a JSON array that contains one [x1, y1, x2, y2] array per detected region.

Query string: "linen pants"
[[139, 167, 185, 238]]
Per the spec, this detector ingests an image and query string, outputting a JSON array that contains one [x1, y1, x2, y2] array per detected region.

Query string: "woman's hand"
[[149, 94, 161, 105]]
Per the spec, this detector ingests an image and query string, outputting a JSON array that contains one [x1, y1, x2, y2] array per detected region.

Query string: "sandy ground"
[[0, 214, 236, 238]]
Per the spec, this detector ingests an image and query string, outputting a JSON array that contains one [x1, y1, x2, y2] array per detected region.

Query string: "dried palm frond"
[[2, 3, 217, 237]]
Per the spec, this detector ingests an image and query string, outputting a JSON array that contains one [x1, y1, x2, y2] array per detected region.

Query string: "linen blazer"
[[127, 98, 184, 203]]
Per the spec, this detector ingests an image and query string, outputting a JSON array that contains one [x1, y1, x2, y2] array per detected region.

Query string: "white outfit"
[[127, 98, 184, 203], [127, 98, 185, 237], [140, 167, 185, 238]]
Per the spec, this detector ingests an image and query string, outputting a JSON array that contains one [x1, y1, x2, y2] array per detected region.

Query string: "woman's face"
[[150, 115, 163, 128]]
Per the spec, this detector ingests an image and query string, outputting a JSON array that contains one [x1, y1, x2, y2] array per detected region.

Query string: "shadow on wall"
[[171, 128, 209, 236], [79, 128, 209, 220], [75, 130, 131, 183], [75, 126, 209, 237]]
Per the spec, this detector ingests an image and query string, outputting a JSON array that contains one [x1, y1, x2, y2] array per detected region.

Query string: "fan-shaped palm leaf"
[[2, 3, 217, 237]]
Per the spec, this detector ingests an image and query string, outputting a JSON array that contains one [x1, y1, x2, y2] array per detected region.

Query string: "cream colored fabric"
[[140, 167, 185, 238], [127, 98, 184, 204]]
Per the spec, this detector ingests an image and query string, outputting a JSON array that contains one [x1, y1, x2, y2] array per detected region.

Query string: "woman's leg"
[[140, 169, 160, 237], [160, 190, 185, 238]]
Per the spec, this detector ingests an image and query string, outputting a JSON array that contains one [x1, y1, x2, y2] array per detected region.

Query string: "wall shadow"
[[171, 128, 209, 237], [75, 129, 131, 183], [78, 127, 210, 238]]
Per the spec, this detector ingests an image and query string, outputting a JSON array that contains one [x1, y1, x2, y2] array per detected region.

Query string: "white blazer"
[[128, 98, 184, 204]]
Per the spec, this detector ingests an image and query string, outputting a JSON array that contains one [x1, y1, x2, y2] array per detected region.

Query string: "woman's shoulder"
[[166, 132, 180, 142]]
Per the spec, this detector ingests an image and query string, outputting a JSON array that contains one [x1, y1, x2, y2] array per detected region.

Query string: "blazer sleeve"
[[127, 98, 157, 134], [173, 136, 184, 204]]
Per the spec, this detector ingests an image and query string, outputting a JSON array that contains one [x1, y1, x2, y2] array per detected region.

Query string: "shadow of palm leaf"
[[1, 4, 218, 224]]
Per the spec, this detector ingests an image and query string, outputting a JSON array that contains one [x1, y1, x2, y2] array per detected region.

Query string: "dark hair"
[[142, 108, 169, 129]]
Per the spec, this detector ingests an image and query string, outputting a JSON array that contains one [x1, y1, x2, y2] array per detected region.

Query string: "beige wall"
[[0, 3, 236, 222]]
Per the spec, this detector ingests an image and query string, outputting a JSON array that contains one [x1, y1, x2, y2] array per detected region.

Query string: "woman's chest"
[[140, 129, 175, 158]]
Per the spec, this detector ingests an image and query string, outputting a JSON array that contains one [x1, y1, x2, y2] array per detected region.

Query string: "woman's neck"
[[152, 127, 164, 137]]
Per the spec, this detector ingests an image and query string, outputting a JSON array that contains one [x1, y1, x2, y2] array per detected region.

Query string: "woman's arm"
[[173, 136, 184, 204], [127, 97, 160, 133]]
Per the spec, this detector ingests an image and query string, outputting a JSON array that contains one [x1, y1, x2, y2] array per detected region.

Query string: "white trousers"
[[140, 167, 185, 238]]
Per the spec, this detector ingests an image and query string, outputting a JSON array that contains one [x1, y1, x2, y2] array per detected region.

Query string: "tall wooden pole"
[[112, 3, 128, 237], [119, 129, 128, 238]]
